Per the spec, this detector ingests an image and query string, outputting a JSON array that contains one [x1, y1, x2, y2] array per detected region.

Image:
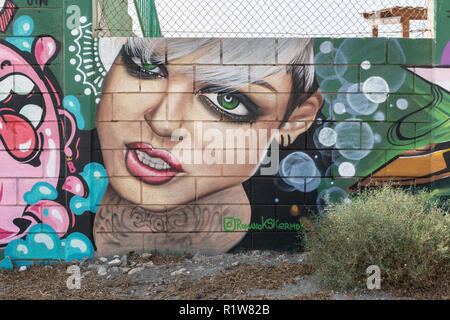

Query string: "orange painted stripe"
[[374, 148, 450, 177]]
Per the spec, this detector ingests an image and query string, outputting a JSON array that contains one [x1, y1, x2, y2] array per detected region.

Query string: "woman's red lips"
[[125, 142, 184, 185]]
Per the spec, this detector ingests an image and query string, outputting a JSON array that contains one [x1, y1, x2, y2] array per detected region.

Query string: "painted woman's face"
[[97, 42, 302, 211]]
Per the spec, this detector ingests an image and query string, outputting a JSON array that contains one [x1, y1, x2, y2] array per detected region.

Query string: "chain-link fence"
[[95, 0, 434, 38]]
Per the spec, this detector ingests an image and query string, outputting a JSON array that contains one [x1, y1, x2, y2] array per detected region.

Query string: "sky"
[[154, 0, 431, 38]]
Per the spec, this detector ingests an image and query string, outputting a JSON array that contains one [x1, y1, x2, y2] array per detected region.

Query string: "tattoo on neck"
[[93, 186, 250, 255]]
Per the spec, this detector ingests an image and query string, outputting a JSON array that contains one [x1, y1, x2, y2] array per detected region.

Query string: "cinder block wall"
[[0, 0, 448, 264]]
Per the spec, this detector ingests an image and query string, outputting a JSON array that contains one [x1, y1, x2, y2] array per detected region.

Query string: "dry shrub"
[[302, 186, 449, 292]]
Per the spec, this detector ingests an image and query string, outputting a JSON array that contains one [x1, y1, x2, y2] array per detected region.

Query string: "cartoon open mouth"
[[0, 73, 44, 164], [125, 142, 184, 185]]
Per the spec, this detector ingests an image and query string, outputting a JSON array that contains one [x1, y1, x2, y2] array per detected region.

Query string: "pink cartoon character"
[[0, 36, 76, 245]]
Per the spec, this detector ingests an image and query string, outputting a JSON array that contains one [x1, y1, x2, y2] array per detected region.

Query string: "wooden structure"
[[362, 6, 428, 38]]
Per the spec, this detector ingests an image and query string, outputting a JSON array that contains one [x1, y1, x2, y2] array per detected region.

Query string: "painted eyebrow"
[[251, 80, 277, 93], [124, 42, 165, 65]]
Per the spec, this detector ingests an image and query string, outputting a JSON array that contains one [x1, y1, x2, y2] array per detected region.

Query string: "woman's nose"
[[144, 91, 189, 138]]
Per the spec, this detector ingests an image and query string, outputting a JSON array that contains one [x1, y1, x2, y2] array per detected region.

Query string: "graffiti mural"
[[0, 0, 449, 265], [0, 1, 105, 264]]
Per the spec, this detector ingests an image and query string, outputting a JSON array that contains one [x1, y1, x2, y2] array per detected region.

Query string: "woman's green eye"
[[218, 94, 239, 110], [200, 92, 251, 118], [141, 58, 158, 71]]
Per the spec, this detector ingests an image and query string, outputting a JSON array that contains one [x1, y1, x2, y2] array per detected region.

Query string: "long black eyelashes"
[[121, 47, 167, 79]]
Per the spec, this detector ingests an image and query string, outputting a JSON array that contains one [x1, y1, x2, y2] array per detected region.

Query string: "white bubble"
[[39, 186, 52, 195], [396, 98, 408, 110], [70, 239, 87, 253], [80, 16, 87, 23], [317, 187, 349, 210], [279, 152, 321, 192], [84, 88, 92, 95], [363, 76, 389, 104], [74, 75, 81, 82], [338, 162, 356, 177], [361, 60, 371, 70], [17, 244, 28, 254], [22, 41, 30, 48], [335, 121, 374, 160], [71, 29, 79, 36], [34, 234, 54, 250], [374, 111, 385, 121], [318, 127, 337, 147], [334, 102, 346, 114], [374, 133, 382, 144], [70, 58, 76, 65], [320, 41, 333, 54], [346, 83, 379, 115], [69, 45, 76, 52]]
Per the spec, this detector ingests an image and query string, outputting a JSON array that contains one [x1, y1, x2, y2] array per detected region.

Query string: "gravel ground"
[[0, 250, 442, 300]]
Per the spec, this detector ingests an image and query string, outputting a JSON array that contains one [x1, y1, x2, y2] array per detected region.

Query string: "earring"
[[279, 133, 291, 147]]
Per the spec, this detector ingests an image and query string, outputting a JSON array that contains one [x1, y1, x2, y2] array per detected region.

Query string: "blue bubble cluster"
[[63, 95, 85, 130], [24, 182, 58, 205], [4, 224, 94, 267], [70, 162, 108, 215], [6, 15, 34, 52]]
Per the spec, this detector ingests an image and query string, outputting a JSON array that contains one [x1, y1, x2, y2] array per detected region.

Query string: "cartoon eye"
[[202, 92, 250, 117]]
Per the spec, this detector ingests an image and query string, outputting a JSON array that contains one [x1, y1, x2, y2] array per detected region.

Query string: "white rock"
[[99, 257, 108, 263], [143, 261, 154, 268], [87, 264, 100, 270], [170, 268, 186, 276], [232, 261, 239, 266], [141, 253, 152, 258], [121, 267, 131, 274], [97, 266, 107, 276], [108, 258, 121, 266], [111, 267, 120, 273], [128, 267, 144, 275], [18, 266, 27, 272]]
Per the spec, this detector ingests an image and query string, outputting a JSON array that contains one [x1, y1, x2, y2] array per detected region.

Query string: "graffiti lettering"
[[66, 5, 81, 30], [26, 0, 48, 7]]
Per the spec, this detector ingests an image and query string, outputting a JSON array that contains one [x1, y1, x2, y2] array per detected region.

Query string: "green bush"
[[301, 186, 449, 292]]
